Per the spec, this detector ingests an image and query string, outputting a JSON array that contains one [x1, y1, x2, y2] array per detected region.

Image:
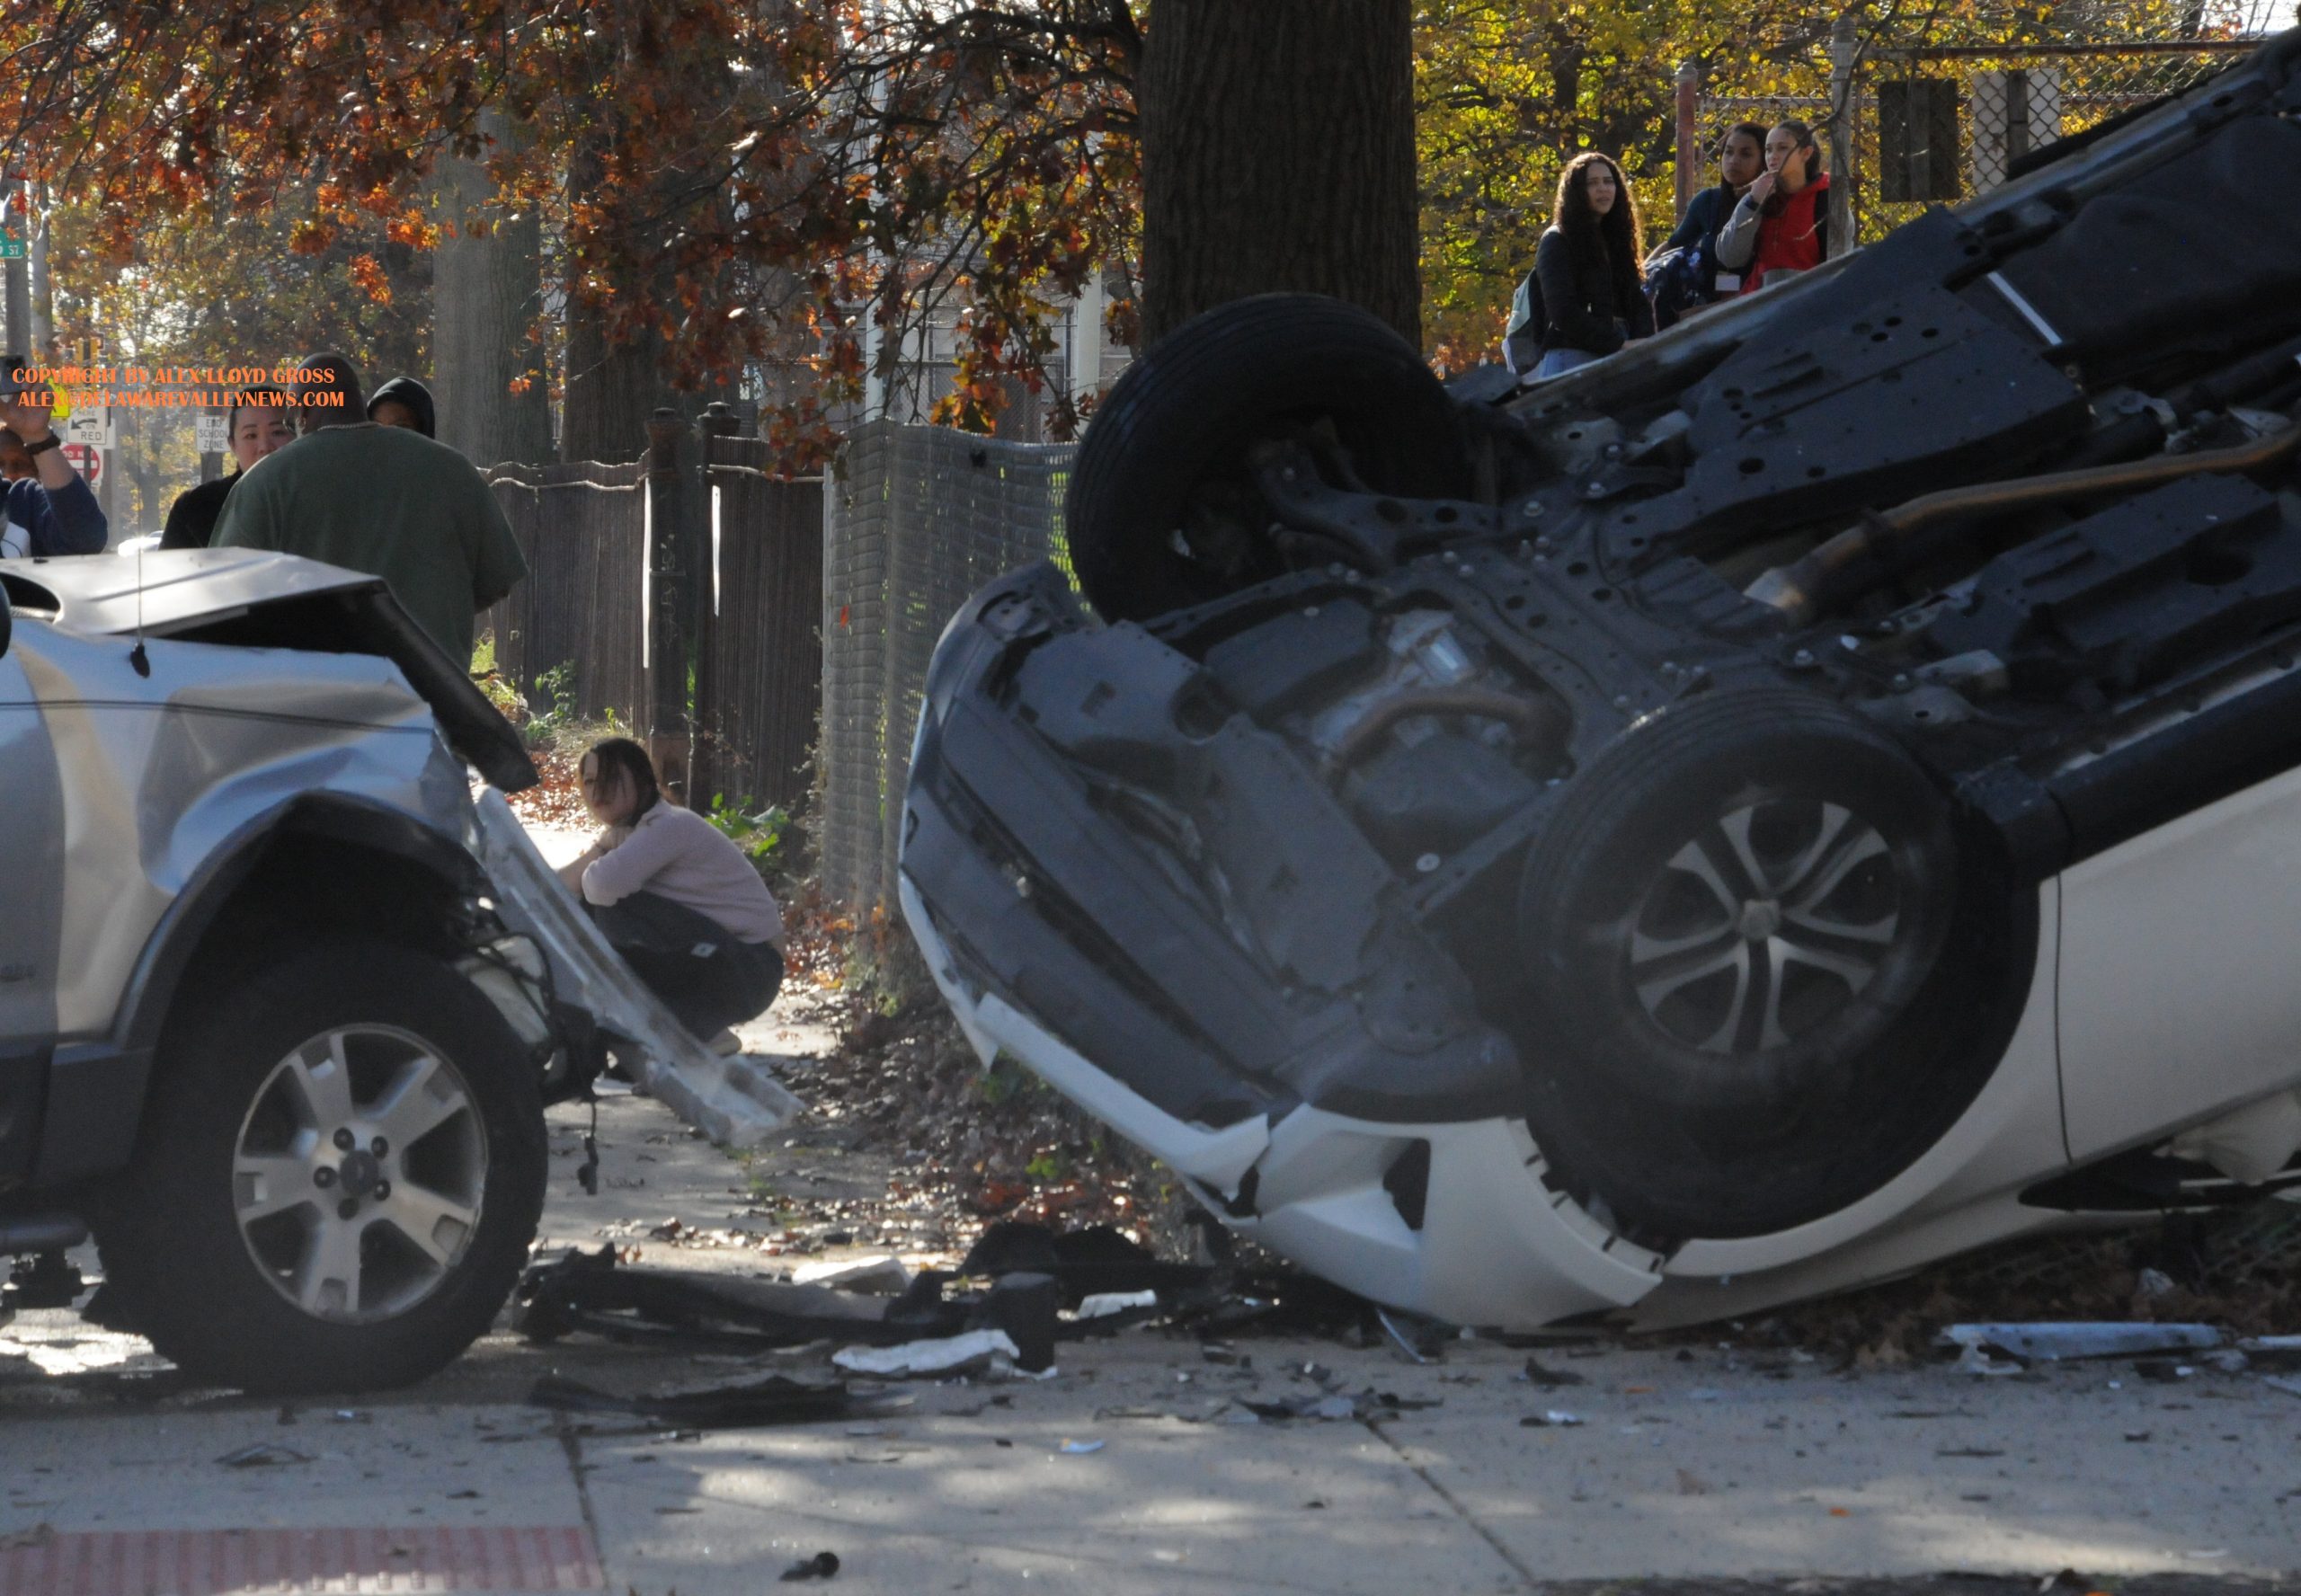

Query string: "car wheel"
[[96, 939, 546, 1393], [1515, 690, 2013, 1240], [1069, 293, 1471, 623]]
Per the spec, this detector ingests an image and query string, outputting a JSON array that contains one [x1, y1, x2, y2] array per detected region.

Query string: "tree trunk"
[[433, 111, 554, 466], [1138, 0, 1420, 349], [558, 126, 667, 465]]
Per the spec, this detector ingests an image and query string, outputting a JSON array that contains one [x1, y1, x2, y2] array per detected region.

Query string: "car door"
[[2057, 759, 2301, 1163], [0, 598, 67, 1187]]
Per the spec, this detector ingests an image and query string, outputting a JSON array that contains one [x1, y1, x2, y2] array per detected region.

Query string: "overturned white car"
[[902, 30, 2301, 1330], [0, 550, 794, 1391]]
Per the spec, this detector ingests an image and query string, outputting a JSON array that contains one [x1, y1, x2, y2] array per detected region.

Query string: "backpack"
[[1502, 268, 1546, 374]]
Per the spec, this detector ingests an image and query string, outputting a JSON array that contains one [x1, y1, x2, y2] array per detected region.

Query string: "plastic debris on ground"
[[1940, 1322, 2222, 1362], [779, 1551, 841, 1582], [1072, 1290, 1160, 1320], [514, 1246, 967, 1351], [960, 1221, 1213, 1300], [215, 1442, 314, 1467], [1520, 1354, 1586, 1389], [791, 1256, 913, 1295], [832, 1329, 1024, 1379]]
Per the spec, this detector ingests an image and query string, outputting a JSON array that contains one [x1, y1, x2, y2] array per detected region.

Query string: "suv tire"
[[1515, 690, 2017, 1240], [97, 939, 546, 1393], [1069, 293, 1471, 622]]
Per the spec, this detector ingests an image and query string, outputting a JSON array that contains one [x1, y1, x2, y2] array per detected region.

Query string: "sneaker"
[[706, 1027, 743, 1058]]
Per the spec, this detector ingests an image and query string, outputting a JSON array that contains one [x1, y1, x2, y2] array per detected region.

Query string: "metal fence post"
[[645, 406, 691, 804], [691, 401, 739, 805], [1675, 61, 1701, 222], [1828, 12, 1859, 251]]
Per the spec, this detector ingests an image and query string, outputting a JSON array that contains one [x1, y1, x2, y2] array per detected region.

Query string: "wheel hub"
[[336, 1147, 386, 1200], [231, 1025, 487, 1324], [1736, 899, 1783, 941], [1626, 797, 1906, 1055]]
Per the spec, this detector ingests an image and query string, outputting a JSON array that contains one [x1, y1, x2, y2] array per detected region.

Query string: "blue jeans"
[[1533, 346, 1601, 380]]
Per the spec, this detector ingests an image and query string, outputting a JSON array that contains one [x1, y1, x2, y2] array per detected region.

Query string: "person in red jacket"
[[1714, 119, 1834, 295]]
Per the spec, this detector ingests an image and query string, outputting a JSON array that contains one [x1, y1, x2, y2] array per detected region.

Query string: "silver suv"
[[0, 549, 786, 1391]]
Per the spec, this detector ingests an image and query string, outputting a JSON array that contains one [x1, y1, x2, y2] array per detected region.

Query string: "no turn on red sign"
[[61, 441, 101, 486]]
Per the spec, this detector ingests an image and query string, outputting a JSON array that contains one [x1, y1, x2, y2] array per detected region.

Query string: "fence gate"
[[692, 434, 823, 815], [819, 419, 1076, 914]]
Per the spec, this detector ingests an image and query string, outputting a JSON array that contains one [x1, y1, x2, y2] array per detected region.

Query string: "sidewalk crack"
[[553, 1414, 611, 1588], [1365, 1417, 1541, 1592]]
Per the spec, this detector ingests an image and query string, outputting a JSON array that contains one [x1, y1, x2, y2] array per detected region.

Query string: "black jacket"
[[160, 472, 238, 552], [1533, 226, 1656, 358]]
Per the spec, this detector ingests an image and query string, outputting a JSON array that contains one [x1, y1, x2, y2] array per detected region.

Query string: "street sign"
[[60, 442, 101, 487], [195, 412, 231, 455], [0, 180, 24, 260], [63, 406, 113, 449]]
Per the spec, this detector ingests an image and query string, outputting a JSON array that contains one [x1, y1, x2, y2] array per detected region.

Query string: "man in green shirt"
[[212, 353, 528, 666]]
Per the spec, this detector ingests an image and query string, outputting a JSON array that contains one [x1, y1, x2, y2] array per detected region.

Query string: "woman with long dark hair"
[[1528, 152, 1656, 378], [1714, 119, 1835, 295], [557, 737, 786, 1051]]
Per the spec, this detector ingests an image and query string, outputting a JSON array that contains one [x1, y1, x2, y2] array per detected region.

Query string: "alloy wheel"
[[230, 1025, 489, 1324], [1625, 797, 1906, 1055]]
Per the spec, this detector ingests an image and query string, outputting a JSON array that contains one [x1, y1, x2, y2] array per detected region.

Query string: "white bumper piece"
[[902, 875, 1666, 1328]]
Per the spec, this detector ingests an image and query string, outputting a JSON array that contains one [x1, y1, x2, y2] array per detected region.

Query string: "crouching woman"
[[558, 737, 785, 1051]]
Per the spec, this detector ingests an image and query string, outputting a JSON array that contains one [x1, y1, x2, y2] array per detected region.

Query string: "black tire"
[[96, 939, 546, 1394], [1069, 293, 1471, 622], [1515, 690, 2020, 1240]]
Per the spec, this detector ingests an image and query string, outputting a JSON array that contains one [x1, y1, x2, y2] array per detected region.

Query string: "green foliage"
[[470, 632, 528, 723], [974, 1058, 1029, 1106], [706, 793, 790, 873], [523, 661, 579, 749]]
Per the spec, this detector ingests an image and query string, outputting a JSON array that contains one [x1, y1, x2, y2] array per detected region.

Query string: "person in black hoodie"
[[367, 376, 436, 439], [1645, 121, 1768, 325], [1530, 152, 1654, 379]]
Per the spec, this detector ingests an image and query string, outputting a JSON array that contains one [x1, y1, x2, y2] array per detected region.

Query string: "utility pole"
[[28, 204, 50, 357], [1675, 62, 1702, 223], [1827, 13, 1860, 256], [1, 174, 28, 356]]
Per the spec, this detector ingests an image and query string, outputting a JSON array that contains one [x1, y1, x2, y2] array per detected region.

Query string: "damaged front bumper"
[[898, 566, 1666, 1326]]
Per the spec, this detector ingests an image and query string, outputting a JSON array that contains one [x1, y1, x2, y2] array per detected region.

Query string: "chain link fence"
[[820, 420, 1076, 912], [1691, 4, 2279, 246]]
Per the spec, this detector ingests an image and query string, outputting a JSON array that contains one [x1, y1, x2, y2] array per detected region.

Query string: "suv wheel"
[[1068, 293, 1472, 622], [1515, 691, 2020, 1240], [97, 939, 546, 1393]]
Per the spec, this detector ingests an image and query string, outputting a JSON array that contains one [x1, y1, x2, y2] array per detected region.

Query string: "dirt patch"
[[760, 898, 1202, 1263], [507, 739, 592, 830], [1752, 1208, 2301, 1363]]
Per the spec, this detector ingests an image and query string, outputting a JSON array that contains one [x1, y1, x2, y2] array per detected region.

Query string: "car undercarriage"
[[901, 30, 2301, 1329]]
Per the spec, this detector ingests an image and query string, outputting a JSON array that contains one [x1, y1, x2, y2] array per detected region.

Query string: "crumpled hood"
[[4, 550, 536, 793]]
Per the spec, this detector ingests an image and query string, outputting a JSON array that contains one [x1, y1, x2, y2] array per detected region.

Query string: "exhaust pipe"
[[1748, 409, 2301, 625]]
